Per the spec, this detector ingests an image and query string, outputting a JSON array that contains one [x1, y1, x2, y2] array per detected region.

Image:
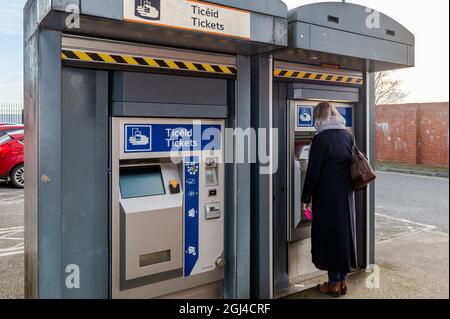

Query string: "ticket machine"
[[288, 101, 354, 243], [250, 2, 415, 298], [272, 67, 370, 296], [112, 118, 225, 298], [24, 0, 288, 299]]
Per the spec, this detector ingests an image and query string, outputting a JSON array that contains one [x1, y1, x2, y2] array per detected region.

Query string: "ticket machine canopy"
[[275, 2, 415, 72], [27, 0, 288, 55]]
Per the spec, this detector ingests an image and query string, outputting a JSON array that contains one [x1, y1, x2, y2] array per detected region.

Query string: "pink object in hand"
[[304, 207, 313, 222]]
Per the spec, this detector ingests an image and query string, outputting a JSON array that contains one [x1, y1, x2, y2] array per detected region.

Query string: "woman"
[[302, 102, 357, 298]]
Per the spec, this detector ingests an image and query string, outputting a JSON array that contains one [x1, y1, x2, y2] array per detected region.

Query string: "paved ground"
[[288, 172, 449, 299], [0, 183, 24, 299], [0, 171, 448, 299], [287, 219, 449, 299], [375, 171, 449, 233]]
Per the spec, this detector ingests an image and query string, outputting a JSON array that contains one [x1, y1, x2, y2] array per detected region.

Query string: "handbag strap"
[[348, 129, 360, 155]]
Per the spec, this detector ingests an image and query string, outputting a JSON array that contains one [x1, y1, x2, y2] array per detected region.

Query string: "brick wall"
[[375, 102, 449, 167]]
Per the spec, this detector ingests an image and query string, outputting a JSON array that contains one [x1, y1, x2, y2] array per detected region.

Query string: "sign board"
[[125, 123, 222, 153], [124, 0, 251, 39], [296, 105, 354, 130]]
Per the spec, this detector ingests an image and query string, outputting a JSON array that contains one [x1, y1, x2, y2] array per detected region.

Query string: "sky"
[[0, 0, 448, 103]]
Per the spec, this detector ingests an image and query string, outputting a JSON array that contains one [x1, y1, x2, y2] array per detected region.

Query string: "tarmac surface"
[[376, 171, 449, 233], [0, 171, 448, 299], [0, 184, 24, 299]]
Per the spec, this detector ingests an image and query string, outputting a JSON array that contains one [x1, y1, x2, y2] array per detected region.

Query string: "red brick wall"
[[375, 102, 449, 167], [417, 103, 449, 167]]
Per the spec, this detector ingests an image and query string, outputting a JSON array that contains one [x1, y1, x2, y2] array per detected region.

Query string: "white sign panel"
[[124, 0, 251, 40]]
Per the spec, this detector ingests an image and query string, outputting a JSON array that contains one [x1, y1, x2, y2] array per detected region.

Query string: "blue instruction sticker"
[[184, 157, 199, 276], [336, 107, 353, 128], [297, 106, 314, 127], [125, 125, 152, 153]]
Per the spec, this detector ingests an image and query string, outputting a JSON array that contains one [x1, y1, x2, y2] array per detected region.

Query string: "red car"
[[0, 124, 24, 137], [0, 130, 24, 188]]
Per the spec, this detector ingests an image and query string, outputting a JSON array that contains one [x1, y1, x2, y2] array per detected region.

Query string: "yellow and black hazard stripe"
[[61, 49, 237, 76], [274, 69, 363, 85]]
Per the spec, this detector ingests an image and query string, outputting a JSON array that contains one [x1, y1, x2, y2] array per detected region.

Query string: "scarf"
[[317, 116, 347, 134]]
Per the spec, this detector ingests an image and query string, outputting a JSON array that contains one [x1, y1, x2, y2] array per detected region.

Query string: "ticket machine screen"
[[120, 166, 166, 199]]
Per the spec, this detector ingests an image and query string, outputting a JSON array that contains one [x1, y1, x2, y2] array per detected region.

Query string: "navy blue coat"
[[301, 129, 358, 273]]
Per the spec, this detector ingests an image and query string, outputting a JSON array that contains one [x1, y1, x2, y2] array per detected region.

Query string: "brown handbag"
[[350, 134, 377, 190]]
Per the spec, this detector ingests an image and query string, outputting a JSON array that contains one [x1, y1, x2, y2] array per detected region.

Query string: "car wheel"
[[10, 165, 24, 188]]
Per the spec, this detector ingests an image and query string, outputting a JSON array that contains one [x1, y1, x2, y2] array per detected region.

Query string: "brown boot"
[[317, 282, 341, 298], [339, 281, 347, 296], [317, 282, 331, 294], [328, 282, 341, 298]]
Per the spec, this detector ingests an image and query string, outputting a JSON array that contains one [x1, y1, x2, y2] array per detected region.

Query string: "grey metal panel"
[[112, 102, 228, 119], [289, 22, 310, 50], [290, 83, 360, 92], [309, 25, 410, 67], [37, 30, 63, 299], [408, 46, 415, 67], [288, 83, 360, 103], [251, 14, 288, 47], [250, 54, 273, 299], [24, 0, 40, 42], [61, 68, 109, 299], [235, 55, 252, 299], [112, 72, 228, 106], [273, 17, 288, 47], [290, 88, 359, 103], [367, 73, 376, 265], [224, 82, 236, 299], [81, 0, 123, 20], [272, 82, 289, 292], [289, 2, 414, 46], [225, 55, 251, 299], [23, 0, 39, 299], [36, 0, 52, 25], [251, 14, 276, 45], [53, 0, 78, 11], [281, 2, 415, 71], [353, 72, 369, 268]]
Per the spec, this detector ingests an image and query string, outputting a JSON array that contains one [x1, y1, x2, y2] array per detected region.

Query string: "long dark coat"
[[301, 129, 358, 273]]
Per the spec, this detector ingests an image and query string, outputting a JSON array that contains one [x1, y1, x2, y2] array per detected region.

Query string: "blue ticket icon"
[[125, 125, 152, 153], [298, 106, 314, 127]]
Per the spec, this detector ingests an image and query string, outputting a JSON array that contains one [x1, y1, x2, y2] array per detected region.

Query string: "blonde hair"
[[314, 102, 346, 129]]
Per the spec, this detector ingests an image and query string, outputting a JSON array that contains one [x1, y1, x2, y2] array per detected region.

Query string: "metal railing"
[[0, 102, 24, 124]]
